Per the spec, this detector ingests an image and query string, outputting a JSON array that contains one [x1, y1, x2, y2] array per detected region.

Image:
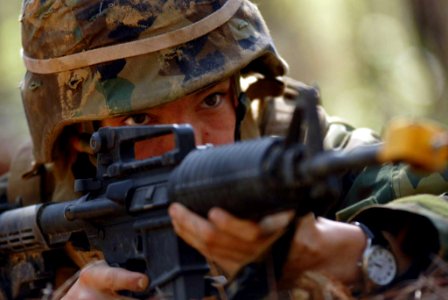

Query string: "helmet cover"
[[20, 0, 288, 163]]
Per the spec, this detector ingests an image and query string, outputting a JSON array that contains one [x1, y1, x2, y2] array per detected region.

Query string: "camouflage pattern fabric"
[[20, 0, 287, 163]]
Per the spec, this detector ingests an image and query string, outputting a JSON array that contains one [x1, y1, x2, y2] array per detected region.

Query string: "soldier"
[[8, 0, 448, 299]]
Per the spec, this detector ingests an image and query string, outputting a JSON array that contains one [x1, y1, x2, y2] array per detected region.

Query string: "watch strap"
[[353, 221, 389, 247]]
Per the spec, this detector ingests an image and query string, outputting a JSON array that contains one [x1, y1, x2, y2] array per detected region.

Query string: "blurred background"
[[0, 0, 447, 174]]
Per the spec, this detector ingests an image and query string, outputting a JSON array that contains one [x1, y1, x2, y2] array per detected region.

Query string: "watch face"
[[365, 245, 397, 286]]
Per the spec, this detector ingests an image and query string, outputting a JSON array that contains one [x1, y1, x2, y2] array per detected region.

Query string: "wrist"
[[285, 217, 367, 285], [316, 218, 367, 285], [351, 222, 398, 295]]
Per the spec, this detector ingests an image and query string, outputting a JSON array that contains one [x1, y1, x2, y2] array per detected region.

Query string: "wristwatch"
[[353, 222, 397, 292]]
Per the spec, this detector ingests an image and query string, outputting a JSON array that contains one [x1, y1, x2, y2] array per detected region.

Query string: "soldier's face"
[[101, 78, 236, 159]]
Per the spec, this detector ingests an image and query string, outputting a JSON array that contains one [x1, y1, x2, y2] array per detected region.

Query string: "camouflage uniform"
[[2, 0, 448, 298]]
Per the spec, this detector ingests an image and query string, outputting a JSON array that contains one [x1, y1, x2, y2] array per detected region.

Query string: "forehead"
[[146, 77, 234, 110]]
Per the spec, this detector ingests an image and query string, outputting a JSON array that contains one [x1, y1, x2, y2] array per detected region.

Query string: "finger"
[[209, 208, 294, 241], [169, 204, 259, 260], [169, 204, 288, 277], [171, 215, 274, 270], [169, 203, 213, 250], [258, 210, 295, 235], [79, 261, 149, 293], [208, 208, 262, 241]]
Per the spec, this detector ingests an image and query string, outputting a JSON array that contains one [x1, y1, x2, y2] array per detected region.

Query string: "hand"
[[62, 260, 149, 300], [281, 214, 366, 287], [168, 203, 293, 278]]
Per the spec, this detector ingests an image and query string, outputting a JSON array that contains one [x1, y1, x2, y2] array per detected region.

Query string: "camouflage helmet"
[[20, 0, 288, 164]]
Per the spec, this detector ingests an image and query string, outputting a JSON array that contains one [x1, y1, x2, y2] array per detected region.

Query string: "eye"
[[201, 93, 225, 108], [123, 114, 151, 126]]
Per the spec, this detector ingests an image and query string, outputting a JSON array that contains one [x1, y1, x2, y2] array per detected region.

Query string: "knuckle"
[[200, 226, 217, 246], [102, 267, 117, 287], [216, 213, 232, 228], [246, 227, 262, 241], [296, 238, 319, 257], [78, 267, 93, 284]]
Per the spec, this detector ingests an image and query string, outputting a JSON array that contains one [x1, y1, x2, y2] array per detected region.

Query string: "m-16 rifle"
[[0, 87, 445, 299]]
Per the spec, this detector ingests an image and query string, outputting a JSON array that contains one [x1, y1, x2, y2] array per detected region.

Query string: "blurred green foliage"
[[0, 0, 26, 170], [257, 0, 447, 132], [0, 0, 446, 167]]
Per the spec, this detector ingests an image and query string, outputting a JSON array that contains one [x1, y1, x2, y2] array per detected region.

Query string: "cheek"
[[201, 127, 234, 145], [199, 114, 236, 145]]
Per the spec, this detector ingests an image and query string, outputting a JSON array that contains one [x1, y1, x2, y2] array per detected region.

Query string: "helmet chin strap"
[[234, 92, 248, 141], [230, 72, 248, 141]]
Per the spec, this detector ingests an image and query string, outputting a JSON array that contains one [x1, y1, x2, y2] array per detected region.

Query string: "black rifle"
[[0, 87, 380, 299]]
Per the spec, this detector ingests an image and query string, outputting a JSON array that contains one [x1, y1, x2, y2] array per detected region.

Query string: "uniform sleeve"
[[349, 195, 448, 262], [332, 131, 448, 267], [337, 163, 448, 219], [336, 164, 448, 267]]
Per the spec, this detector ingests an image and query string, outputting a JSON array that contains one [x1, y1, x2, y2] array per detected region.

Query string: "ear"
[[70, 123, 95, 155], [231, 73, 242, 108], [70, 134, 94, 155], [69, 121, 100, 155]]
